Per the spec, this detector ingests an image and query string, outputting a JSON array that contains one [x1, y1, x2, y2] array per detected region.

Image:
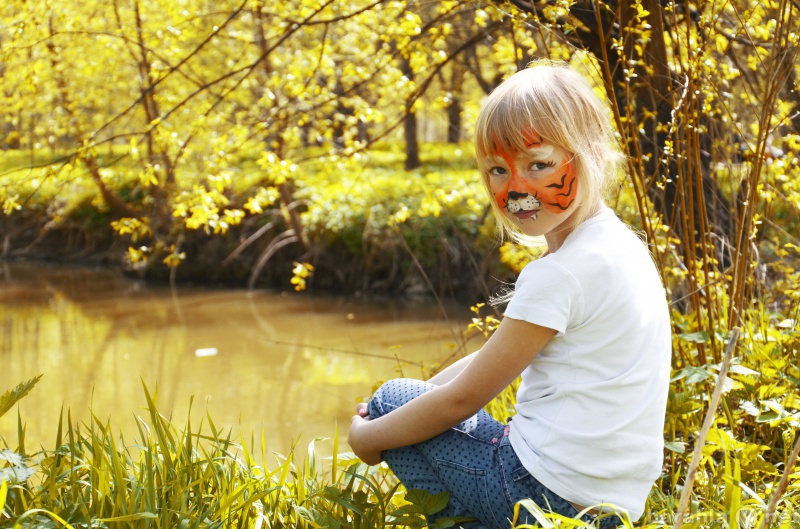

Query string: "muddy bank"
[[1, 211, 509, 301]]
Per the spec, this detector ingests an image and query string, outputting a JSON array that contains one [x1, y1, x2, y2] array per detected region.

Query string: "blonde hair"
[[474, 60, 623, 245]]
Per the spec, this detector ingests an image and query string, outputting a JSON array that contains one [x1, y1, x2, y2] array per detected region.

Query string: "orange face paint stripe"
[[534, 157, 577, 212], [490, 141, 521, 208], [523, 131, 543, 148], [489, 131, 578, 216]]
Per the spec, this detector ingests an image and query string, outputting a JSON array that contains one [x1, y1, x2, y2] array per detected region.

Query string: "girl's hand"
[[349, 404, 382, 465]]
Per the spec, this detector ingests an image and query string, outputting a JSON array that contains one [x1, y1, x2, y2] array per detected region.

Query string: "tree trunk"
[[400, 55, 420, 170], [132, 0, 175, 237], [45, 12, 135, 219], [447, 98, 462, 144], [404, 106, 420, 170], [463, 42, 504, 95], [332, 80, 351, 151], [446, 66, 465, 144], [253, 3, 309, 251], [505, 0, 734, 261]]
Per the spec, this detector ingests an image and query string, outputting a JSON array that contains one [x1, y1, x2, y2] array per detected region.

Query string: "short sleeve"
[[503, 258, 583, 336]]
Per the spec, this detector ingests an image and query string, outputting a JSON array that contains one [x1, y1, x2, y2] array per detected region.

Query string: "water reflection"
[[0, 262, 482, 455]]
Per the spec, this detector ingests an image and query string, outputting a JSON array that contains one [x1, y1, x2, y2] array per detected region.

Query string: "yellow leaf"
[[291, 262, 314, 291], [715, 34, 729, 54], [2, 195, 22, 215]]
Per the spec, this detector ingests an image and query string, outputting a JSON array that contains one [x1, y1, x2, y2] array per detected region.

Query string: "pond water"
[[0, 262, 484, 457]]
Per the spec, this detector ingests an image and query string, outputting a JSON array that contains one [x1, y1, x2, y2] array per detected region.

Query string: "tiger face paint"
[[485, 132, 578, 223]]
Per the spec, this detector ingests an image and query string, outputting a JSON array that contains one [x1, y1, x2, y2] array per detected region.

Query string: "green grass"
[[1, 378, 449, 529], [3, 300, 799, 528]]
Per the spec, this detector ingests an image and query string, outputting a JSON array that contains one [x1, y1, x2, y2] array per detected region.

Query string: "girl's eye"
[[530, 161, 556, 171], [488, 166, 508, 177]]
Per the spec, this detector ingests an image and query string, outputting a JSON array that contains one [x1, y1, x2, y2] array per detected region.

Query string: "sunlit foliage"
[[2, 0, 800, 526], [0, 0, 492, 282]]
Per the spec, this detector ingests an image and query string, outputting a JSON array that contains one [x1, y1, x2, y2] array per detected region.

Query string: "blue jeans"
[[367, 379, 622, 529]]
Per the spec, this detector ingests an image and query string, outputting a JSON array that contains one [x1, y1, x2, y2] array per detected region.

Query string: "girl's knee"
[[367, 378, 434, 419]]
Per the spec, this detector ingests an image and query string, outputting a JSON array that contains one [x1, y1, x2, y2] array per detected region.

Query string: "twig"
[[396, 231, 465, 352], [260, 338, 424, 368], [674, 327, 740, 529], [759, 431, 800, 529], [247, 230, 298, 290], [222, 221, 276, 267]]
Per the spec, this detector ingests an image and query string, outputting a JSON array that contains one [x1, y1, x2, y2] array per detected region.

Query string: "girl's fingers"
[[356, 402, 369, 417]]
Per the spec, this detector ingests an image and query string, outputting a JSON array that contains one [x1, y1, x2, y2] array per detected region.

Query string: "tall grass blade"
[[54, 406, 63, 455], [16, 409, 25, 457], [97, 512, 157, 522], [0, 478, 7, 515], [332, 421, 339, 485]]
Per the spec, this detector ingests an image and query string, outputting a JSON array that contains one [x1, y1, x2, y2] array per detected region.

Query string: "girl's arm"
[[350, 352, 477, 423], [348, 317, 556, 464], [427, 351, 478, 385]]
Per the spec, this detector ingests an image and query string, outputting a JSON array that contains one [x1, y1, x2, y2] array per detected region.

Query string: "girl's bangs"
[[476, 97, 539, 162]]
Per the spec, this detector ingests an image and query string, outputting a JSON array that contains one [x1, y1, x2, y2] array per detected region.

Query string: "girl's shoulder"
[[558, 211, 642, 259], [543, 212, 660, 286]]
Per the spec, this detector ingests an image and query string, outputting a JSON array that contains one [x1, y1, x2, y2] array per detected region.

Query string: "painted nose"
[[508, 191, 528, 200]]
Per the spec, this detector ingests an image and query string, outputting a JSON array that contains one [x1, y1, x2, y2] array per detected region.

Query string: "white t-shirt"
[[505, 207, 671, 521]]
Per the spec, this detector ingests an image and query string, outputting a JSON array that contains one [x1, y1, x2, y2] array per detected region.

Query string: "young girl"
[[348, 61, 671, 528]]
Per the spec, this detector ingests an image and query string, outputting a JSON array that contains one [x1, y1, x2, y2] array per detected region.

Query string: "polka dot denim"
[[368, 378, 622, 529]]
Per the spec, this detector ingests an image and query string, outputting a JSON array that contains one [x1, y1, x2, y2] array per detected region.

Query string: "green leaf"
[[0, 375, 43, 419], [665, 441, 687, 454], [0, 464, 35, 483], [756, 412, 779, 423], [728, 364, 760, 376], [424, 490, 451, 515], [431, 517, 477, 528], [404, 489, 451, 516], [293, 506, 320, 526], [679, 331, 710, 343], [0, 449, 35, 483], [671, 365, 715, 385], [739, 401, 760, 416]]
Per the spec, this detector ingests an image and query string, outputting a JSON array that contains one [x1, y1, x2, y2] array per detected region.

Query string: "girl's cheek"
[[493, 194, 505, 209], [490, 182, 507, 209], [537, 161, 578, 213]]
